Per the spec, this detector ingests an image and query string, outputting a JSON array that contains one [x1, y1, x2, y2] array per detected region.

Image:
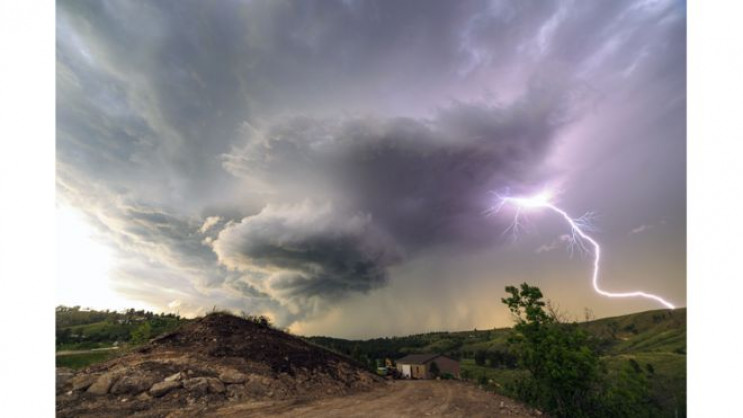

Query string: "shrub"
[[502, 283, 654, 418]]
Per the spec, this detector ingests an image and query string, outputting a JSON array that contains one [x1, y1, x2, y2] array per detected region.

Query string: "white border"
[[688, 0, 743, 415]]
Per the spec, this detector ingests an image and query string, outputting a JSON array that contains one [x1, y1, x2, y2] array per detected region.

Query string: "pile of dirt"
[[56, 313, 381, 417]]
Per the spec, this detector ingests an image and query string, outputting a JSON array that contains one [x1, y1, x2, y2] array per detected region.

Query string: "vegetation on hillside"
[[55, 305, 188, 369], [502, 283, 666, 417], [56, 298, 685, 416], [56, 305, 186, 350], [307, 295, 685, 417]]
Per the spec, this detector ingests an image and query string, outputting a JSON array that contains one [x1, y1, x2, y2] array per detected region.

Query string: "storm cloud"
[[210, 87, 578, 307], [56, 0, 686, 333]]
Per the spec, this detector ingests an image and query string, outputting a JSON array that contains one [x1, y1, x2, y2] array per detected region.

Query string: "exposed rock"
[[206, 377, 225, 393], [183, 377, 209, 396], [164, 371, 184, 382], [149, 380, 182, 397], [226, 384, 246, 400], [58, 313, 382, 416], [136, 392, 152, 402], [110, 372, 160, 395], [219, 369, 247, 384], [71, 374, 98, 391], [56, 368, 75, 393], [87, 372, 120, 395], [243, 375, 272, 397]]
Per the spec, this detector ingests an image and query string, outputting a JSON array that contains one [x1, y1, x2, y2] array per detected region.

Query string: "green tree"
[[501, 283, 654, 418], [130, 322, 152, 344], [503, 283, 599, 417]]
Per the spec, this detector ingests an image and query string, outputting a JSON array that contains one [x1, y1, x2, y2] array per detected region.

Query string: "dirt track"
[[213, 380, 543, 417]]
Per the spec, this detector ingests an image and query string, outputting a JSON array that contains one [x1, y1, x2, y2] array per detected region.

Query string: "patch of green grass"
[[613, 328, 686, 354], [56, 351, 118, 370], [460, 358, 527, 392], [56, 341, 114, 351], [603, 352, 686, 417]]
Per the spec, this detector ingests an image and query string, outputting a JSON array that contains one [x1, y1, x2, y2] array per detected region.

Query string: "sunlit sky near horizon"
[[56, 0, 686, 338]]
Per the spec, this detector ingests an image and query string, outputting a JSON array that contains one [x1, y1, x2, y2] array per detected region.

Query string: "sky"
[[56, 0, 686, 339]]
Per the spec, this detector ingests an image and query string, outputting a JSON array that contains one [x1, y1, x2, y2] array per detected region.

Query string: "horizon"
[[54, 302, 686, 341]]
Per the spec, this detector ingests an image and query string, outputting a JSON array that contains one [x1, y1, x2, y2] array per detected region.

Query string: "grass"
[[602, 352, 686, 417], [56, 351, 119, 370], [612, 328, 686, 354], [460, 358, 527, 391]]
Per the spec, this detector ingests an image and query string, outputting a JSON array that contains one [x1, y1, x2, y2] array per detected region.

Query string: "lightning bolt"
[[493, 191, 675, 310]]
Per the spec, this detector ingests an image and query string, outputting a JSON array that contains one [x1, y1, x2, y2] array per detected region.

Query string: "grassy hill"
[[308, 308, 686, 417], [55, 306, 187, 368]]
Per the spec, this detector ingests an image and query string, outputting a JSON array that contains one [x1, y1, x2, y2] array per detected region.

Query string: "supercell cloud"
[[57, 0, 686, 335]]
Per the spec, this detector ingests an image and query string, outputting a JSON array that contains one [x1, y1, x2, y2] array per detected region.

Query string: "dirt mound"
[[56, 313, 381, 417]]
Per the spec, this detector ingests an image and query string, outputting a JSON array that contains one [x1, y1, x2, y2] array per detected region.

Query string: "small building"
[[395, 354, 460, 379]]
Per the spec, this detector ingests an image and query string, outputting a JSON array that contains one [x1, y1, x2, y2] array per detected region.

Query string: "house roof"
[[396, 353, 448, 365]]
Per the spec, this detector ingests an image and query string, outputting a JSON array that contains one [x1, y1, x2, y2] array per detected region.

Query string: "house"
[[395, 354, 460, 379]]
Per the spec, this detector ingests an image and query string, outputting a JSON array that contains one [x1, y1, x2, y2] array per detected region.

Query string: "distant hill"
[[56, 306, 187, 353], [56, 312, 381, 417], [308, 308, 686, 359], [308, 308, 686, 417], [581, 308, 686, 354]]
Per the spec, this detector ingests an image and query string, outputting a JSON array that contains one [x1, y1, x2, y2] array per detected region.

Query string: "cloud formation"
[[56, 0, 686, 333], [208, 85, 589, 316]]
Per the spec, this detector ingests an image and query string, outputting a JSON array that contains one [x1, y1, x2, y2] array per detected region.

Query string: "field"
[[56, 350, 119, 369]]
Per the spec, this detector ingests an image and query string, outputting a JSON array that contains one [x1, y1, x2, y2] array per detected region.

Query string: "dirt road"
[[213, 380, 543, 418]]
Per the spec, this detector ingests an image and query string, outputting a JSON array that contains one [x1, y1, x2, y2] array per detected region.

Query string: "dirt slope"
[[56, 313, 381, 417]]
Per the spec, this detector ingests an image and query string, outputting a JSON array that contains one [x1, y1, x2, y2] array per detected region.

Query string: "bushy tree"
[[502, 283, 653, 418], [130, 322, 152, 344]]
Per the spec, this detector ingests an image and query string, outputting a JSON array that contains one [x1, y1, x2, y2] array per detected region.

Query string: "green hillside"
[[55, 306, 187, 368], [308, 308, 686, 417]]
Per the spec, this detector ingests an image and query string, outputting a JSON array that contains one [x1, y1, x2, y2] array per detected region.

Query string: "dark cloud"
[[212, 203, 401, 315], [223, 85, 577, 247], [209, 81, 591, 315]]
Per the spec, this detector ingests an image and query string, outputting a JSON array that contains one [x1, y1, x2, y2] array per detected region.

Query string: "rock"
[[226, 384, 246, 400], [149, 381, 182, 397], [206, 377, 225, 393], [183, 377, 209, 396], [87, 372, 120, 395], [164, 372, 184, 382], [500, 401, 505, 408], [71, 374, 98, 391], [243, 376, 272, 397], [218, 369, 247, 384], [136, 392, 152, 401], [110, 372, 160, 395], [56, 369, 75, 393]]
